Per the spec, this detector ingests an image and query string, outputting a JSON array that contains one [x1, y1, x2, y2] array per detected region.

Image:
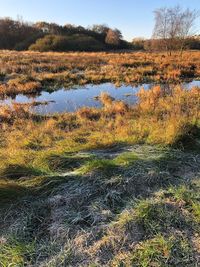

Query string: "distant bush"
[[185, 38, 200, 50], [132, 38, 145, 50], [29, 34, 106, 52], [14, 33, 45, 51]]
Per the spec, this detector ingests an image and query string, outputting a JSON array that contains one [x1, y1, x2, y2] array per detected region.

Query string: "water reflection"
[[0, 81, 200, 114]]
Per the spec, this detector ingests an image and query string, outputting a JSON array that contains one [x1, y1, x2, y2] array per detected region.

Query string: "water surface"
[[1, 81, 200, 114]]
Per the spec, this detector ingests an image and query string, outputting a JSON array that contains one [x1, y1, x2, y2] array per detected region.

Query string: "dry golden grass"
[[0, 50, 200, 96], [0, 84, 199, 176]]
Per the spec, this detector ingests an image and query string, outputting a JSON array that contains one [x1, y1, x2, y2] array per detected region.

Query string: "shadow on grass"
[[2, 145, 200, 206], [46, 152, 93, 172], [0, 164, 46, 180], [173, 124, 200, 152], [0, 145, 199, 266], [30, 145, 200, 225], [0, 180, 29, 204]]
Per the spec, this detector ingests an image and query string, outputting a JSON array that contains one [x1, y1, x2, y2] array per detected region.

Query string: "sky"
[[0, 0, 199, 41]]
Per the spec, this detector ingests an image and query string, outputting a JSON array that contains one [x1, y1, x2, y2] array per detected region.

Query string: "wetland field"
[[0, 50, 200, 266]]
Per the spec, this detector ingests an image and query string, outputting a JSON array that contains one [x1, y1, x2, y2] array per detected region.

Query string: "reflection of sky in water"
[[1, 81, 200, 114]]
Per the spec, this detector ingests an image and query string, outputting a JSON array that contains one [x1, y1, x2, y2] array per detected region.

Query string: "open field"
[[0, 51, 200, 266], [0, 50, 200, 96]]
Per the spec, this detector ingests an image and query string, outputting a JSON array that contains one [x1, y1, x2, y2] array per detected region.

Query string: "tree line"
[[0, 6, 199, 52], [0, 18, 129, 51]]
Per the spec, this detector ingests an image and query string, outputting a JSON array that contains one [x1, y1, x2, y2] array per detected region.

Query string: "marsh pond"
[[1, 80, 200, 114]]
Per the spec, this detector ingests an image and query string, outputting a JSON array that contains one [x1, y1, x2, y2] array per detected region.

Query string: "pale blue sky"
[[0, 0, 199, 40]]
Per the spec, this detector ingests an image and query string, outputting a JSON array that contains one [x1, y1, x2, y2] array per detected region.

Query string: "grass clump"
[[166, 182, 200, 226], [79, 158, 116, 174], [79, 151, 138, 174], [113, 152, 138, 166], [134, 200, 190, 236], [129, 234, 195, 267], [0, 237, 35, 267]]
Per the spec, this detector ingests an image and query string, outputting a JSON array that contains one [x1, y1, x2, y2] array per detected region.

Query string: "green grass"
[[78, 151, 139, 174], [0, 237, 35, 267], [91, 178, 200, 266], [166, 182, 200, 226], [129, 234, 195, 267], [78, 158, 117, 174], [113, 152, 139, 166], [134, 199, 191, 236]]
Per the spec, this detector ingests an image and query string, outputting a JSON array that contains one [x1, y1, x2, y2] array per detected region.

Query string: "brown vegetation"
[[0, 50, 200, 97]]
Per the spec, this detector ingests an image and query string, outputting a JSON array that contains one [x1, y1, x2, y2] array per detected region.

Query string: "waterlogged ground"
[[0, 80, 200, 114], [0, 51, 200, 266]]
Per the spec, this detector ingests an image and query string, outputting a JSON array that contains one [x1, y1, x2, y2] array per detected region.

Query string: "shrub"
[[29, 34, 105, 52]]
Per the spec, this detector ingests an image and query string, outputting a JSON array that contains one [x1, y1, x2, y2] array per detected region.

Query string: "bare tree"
[[153, 6, 198, 55]]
